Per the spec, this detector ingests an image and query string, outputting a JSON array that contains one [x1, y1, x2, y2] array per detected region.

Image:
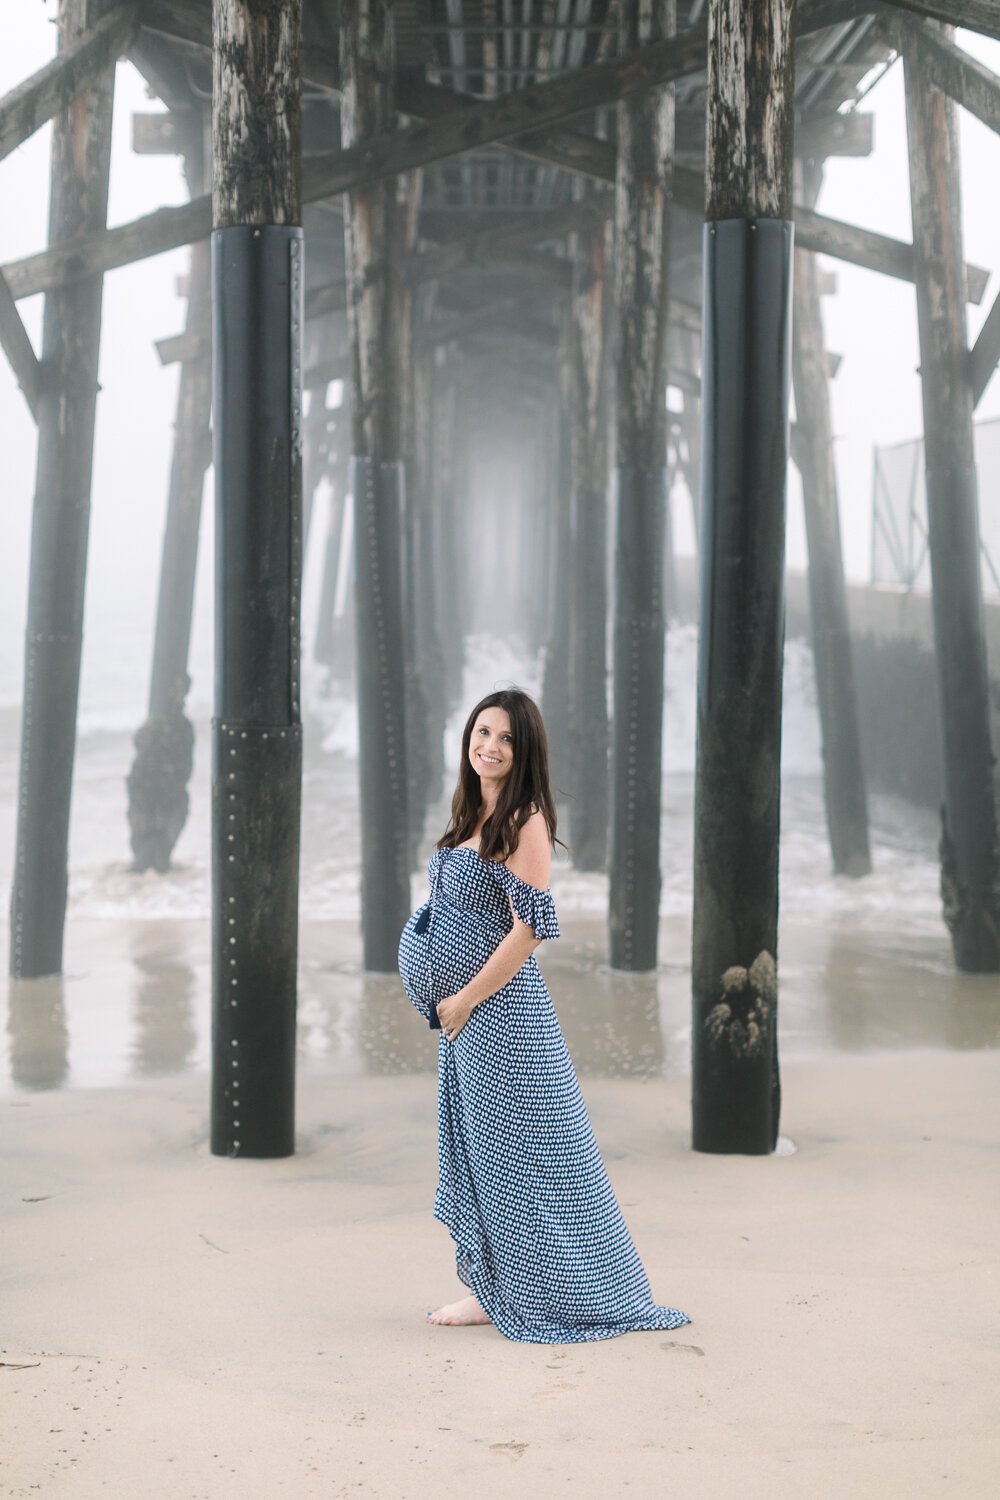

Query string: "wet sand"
[[4, 912, 1000, 1091], [3, 919, 1000, 1497]]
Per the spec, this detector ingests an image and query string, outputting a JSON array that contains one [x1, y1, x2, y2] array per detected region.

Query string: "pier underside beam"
[[0, 0, 136, 164], [884, 13, 1000, 134], [16, 3, 995, 305], [885, 0, 1000, 45]]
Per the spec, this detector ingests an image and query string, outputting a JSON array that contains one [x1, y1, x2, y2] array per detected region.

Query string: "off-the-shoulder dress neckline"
[[436, 843, 551, 894]]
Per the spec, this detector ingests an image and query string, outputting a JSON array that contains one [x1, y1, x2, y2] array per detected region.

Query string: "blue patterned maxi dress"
[[397, 843, 691, 1345]]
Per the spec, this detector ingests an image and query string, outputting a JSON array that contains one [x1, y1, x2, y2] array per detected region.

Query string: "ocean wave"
[[0, 622, 827, 772], [5, 776, 937, 939]]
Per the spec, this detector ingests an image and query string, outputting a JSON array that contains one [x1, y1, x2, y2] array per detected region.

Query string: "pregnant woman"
[[398, 686, 691, 1344]]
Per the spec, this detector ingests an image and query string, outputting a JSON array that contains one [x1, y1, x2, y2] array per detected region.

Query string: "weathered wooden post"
[[311, 317, 351, 677], [301, 320, 332, 550], [691, 0, 795, 1153], [401, 362, 431, 853], [541, 350, 574, 800], [407, 315, 446, 828], [10, 0, 114, 979], [314, 408, 349, 673], [211, 0, 303, 1157], [128, 132, 211, 875], [341, 0, 412, 966], [529, 402, 547, 654], [676, 322, 702, 548], [334, 422, 357, 693], [791, 158, 871, 879], [433, 357, 466, 715], [662, 421, 678, 623], [899, 20, 1000, 972], [568, 215, 610, 871], [529, 405, 554, 656], [400, 264, 435, 857], [609, 0, 675, 970]]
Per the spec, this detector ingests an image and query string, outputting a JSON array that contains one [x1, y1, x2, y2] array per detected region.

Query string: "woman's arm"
[[435, 917, 540, 1038], [454, 920, 542, 1012], [437, 810, 552, 1037]]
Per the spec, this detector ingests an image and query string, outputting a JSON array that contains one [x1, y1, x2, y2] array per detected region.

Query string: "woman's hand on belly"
[[437, 990, 475, 1042], [436, 921, 543, 1041]]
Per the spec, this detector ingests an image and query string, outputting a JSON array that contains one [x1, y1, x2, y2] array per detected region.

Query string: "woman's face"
[[468, 707, 514, 790]]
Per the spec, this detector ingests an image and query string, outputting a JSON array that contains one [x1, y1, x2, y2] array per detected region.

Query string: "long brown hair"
[[437, 689, 569, 863]]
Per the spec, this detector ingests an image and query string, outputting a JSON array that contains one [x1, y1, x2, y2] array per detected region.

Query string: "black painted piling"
[[210, 0, 304, 1158], [691, 0, 794, 1154]]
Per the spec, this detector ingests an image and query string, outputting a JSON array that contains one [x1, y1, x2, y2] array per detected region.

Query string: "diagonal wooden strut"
[[0, 0, 990, 304], [0, 269, 41, 419], [970, 286, 1000, 408], [0, 2, 137, 164]]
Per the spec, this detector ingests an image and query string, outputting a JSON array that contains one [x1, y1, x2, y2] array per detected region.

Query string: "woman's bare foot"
[[425, 1293, 491, 1327]]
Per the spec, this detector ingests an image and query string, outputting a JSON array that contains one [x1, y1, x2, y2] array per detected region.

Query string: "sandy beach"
[[3, 913, 999, 1499]]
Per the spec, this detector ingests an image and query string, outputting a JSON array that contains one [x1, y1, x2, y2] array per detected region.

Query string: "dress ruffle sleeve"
[[490, 862, 561, 941]]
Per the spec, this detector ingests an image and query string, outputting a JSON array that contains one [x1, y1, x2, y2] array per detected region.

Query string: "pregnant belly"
[[398, 905, 504, 1006], [398, 906, 433, 1018], [430, 908, 510, 997]]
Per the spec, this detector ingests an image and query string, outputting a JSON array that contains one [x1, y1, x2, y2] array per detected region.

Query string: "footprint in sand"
[[660, 1340, 705, 1356], [534, 1353, 576, 1397], [489, 1441, 529, 1460]]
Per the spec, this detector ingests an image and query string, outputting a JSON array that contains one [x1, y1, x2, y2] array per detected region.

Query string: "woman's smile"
[[469, 709, 514, 779]]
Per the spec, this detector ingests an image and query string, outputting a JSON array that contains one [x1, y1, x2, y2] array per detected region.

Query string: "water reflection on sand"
[[3, 907, 998, 1094]]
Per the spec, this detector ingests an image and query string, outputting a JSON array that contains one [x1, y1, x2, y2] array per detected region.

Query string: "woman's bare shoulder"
[[521, 805, 549, 840], [505, 807, 552, 888]]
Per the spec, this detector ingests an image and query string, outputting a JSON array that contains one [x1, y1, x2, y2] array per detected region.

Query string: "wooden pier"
[[3, 0, 999, 1155]]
